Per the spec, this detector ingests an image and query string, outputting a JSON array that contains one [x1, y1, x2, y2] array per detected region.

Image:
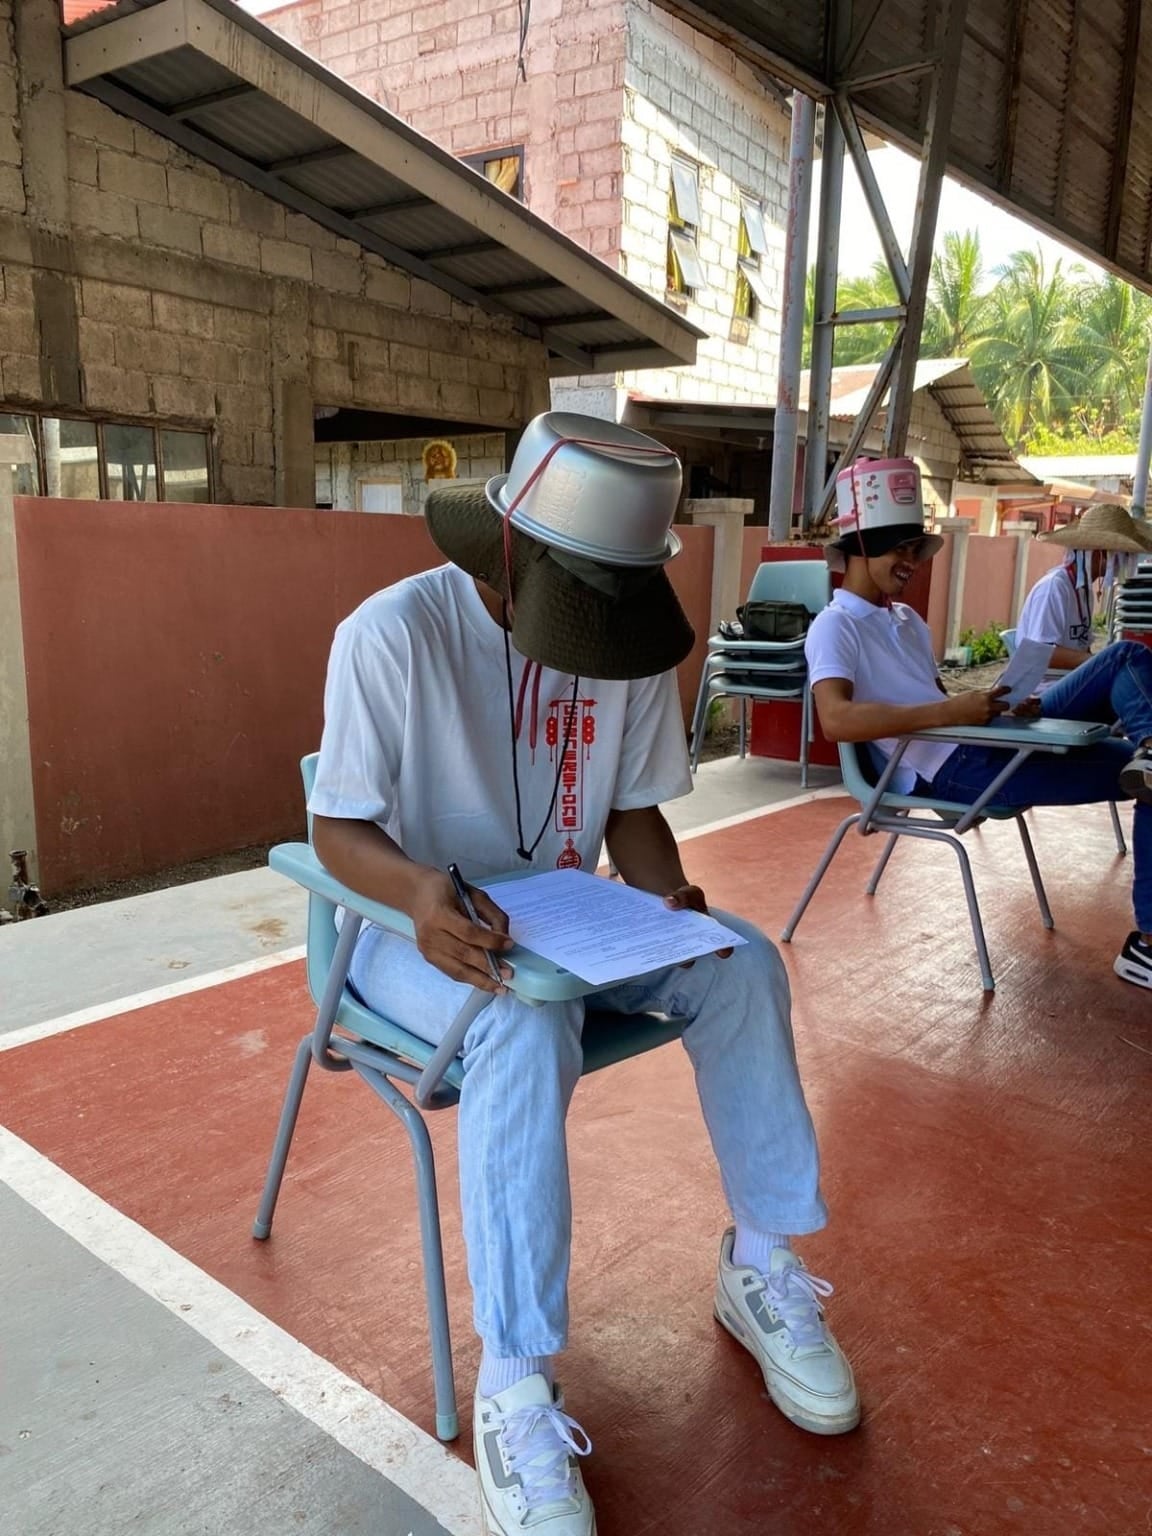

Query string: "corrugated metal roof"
[[655, 0, 1152, 293], [800, 357, 1028, 476], [63, 0, 704, 377], [628, 355, 1030, 481]]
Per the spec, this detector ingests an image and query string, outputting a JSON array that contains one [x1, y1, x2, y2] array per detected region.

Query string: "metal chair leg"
[[1109, 800, 1128, 856], [947, 834, 995, 992], [1015, 815, 1054, 930], [689, 667, 712, 774], [738, 696, 748, 760], [781, 813, 860, 941], [360, 1066, 459, 1443], [800, 682, 810, 790], [253, 1036, 314, 1240], [865, 833, 899, 896]]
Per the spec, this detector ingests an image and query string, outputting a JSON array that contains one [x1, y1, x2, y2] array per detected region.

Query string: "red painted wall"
[[958, 535, 1019, 637], [15, 499, 716, 893]]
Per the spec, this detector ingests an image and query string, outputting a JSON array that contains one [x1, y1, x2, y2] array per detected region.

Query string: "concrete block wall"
[[616, 3, 790, 407], [315, 431, 505, 512], [1, 0, 547, 507], [263, 0, 628, 258]]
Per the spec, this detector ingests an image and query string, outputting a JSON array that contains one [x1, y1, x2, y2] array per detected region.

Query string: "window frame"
[[0, 409, 214, 502], [734, 195, 771, 323], [461, 145, 526, 201], [667, 155, 707, 300]]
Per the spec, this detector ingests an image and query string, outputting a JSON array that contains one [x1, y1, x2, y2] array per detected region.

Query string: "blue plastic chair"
[[253, 755, 687, 1441], [689, 560, 831, 782], [1000, 628, 1127, 855]]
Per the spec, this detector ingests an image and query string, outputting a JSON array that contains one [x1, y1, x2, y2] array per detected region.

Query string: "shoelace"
[[758, 1263, 835, 1351], [498, 1400, 592, 1513]]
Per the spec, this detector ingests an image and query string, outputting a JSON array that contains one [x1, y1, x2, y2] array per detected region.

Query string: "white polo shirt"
[[1017, 563, 1092, 653], [805, 589, 957, 792]]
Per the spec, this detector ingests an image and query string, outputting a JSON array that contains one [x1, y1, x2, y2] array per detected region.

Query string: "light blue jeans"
[[350, 912, 825, 1357]]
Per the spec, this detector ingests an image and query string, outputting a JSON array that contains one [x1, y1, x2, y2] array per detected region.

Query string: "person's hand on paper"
[[410, 871, 514, 993], [1010, 694, 1042, 719], [945, 685, 1011, 728], [664, 884, 734, 963]]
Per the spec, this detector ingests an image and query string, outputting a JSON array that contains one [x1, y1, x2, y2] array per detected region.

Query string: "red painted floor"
[[3, 798, 1150, 1535]]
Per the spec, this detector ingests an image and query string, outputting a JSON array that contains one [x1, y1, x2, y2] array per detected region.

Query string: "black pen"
[[447, 863, 505, 987]]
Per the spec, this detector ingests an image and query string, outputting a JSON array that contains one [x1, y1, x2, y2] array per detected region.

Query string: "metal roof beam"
[[835, 95, 911, 304], [418, 238, 504, 261], [168, 82, 257, 119], [479, 276, 568, 297], [839, 55, 938, 93], [263, 144, 351, 174], [884, 0, 970, 457], [342, 194, 431, 220], [1107, 0, 1143, 261]]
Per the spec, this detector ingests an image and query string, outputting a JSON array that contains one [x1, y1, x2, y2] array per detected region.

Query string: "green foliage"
[[1023, 422, 1140, 455], [958, 623, 1008, 665], [802, 229, 1152, 449]]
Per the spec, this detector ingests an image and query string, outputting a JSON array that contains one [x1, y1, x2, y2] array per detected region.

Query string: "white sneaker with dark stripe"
[[474, 1374, 595, 1535], [714, 1228, 860, 1435], [1115, 930, 1152, 990]]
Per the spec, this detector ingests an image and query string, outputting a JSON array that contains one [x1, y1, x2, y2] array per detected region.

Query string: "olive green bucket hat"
[[424, 413, 695, 681]]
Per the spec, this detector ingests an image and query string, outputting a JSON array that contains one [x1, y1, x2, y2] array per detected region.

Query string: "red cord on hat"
[[500, 433, 673, 620]]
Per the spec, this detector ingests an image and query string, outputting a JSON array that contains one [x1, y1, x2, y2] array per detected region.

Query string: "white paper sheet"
[[483, 869, 747, 987], [996, 639, 1055, 707]]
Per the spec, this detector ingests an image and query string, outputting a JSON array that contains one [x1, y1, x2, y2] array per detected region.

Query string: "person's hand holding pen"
[[406, 864, 514, 993]]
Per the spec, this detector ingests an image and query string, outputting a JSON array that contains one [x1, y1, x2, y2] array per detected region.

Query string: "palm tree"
[[923, 229, 990, 357], [1071, 274, 1152, 434], [969, 251, 1082, 444]]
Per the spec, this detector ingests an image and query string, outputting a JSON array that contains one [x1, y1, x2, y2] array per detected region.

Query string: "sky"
[[811, 144, 1100, 284]]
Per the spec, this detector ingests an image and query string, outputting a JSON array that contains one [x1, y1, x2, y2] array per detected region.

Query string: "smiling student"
[[805, 458, 1152, 992]]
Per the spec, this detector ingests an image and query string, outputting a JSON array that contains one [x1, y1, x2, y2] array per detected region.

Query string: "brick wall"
[[263, 0, 628, 258], [617, 3, 789, 407], [1, 0, 548, 506]]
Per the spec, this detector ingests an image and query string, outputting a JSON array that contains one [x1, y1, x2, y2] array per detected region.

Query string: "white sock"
[[479, 1349, 555, 1399], [732, 1225, 792, 1273]]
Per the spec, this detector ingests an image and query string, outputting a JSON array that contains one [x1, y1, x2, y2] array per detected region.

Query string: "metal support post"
[[802, 98, 845, 525], [769, 91, 816, 543], [1131, 333, 1152, 518], [883, 0, 970, 455]]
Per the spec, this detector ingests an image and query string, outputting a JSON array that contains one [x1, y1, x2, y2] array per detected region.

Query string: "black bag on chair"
[[736, 600, 812, 642]]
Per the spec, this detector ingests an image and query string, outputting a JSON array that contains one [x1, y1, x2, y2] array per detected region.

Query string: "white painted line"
[[674, 785, 846, 844], [0, 947, 306, 1054], [0, 1125, 481, 1535]]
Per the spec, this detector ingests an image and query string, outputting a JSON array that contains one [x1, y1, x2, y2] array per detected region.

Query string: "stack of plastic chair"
[[688, 560, 830, 785], [1113, 560, 1152, 641]]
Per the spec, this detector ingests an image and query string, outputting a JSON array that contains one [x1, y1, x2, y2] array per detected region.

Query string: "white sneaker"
[[714, 1228, 860, 1435], [1115, 930, 1152, 989], [474, 1374, 595, 1535]]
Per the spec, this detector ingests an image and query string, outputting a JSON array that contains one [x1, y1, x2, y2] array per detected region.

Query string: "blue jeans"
[[349, 913, 824, 1357], [926, 642, 1152, 931]]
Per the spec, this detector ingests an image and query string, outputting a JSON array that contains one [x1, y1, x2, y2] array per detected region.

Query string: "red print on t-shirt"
[[545, 695, 597, 867]]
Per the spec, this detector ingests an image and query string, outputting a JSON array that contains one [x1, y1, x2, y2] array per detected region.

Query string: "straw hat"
[[1038, 503, 1152, 553], [424, 412, 694, 680]]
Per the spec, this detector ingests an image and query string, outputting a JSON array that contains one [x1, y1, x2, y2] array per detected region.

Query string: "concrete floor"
[[0, 753, 837, 1536]]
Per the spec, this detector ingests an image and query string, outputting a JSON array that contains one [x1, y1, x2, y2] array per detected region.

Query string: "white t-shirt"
[[805, 589, 956, 792], [1017, 563, 1092, 653], [308, 564, 693, 880]]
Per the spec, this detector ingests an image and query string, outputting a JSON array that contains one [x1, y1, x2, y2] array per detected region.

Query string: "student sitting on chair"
[[1017, 502, 1152, 677], [308, 413, 859, 1536], [805, 459, 1152, 993]]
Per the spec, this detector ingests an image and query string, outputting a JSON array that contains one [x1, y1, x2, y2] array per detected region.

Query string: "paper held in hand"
[[483, 868, 747, 987], [996, 639, 1055, 707]]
